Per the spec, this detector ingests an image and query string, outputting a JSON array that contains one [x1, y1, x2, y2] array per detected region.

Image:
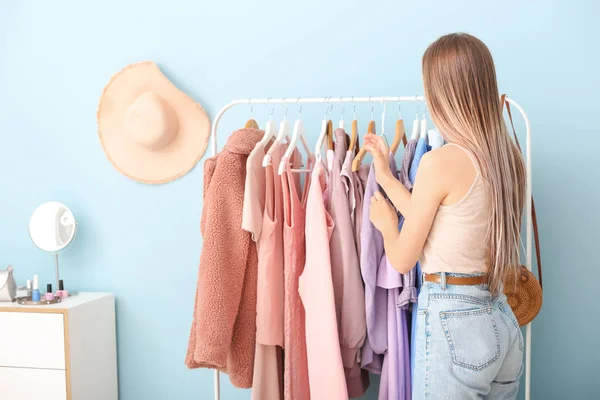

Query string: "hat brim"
[[97, 61, 210, 184]]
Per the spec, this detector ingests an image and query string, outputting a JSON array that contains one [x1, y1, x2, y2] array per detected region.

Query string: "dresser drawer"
[[0, 366, 67, 400], [0, 312, 65, 369]]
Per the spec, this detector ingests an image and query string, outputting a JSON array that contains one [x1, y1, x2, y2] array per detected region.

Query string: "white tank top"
[[419, 143, 490, 274]]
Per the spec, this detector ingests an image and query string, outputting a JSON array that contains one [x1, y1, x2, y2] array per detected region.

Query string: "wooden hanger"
[[391, 102, 408, 154], [351, 116, 376, 172], [348, 101, 359, 153], [245, 119, 259, 129], [391, 119, 407, 154], [244, 101, 259, 129], [327, 120, 334, 150], [348, 119, 358, 153]]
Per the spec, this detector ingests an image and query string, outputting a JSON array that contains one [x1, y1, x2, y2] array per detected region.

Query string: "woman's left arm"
[[370, 152, 448, 274]]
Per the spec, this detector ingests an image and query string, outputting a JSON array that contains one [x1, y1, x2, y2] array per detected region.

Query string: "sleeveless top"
[[281, 156, 312, 400], [420, 143, 490, 274]]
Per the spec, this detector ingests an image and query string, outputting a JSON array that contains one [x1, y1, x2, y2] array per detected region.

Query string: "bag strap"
[[501, 94, 543, 288]]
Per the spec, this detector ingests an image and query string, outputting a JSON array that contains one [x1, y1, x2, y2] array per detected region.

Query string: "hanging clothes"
[[379, 286, 410, 400], [408, 135, 432, 387], [360, 161, 388, 375], [373, 155, 411, 400], [352, 164, 370, 258], [427, 130, 445, 149], [246, 140, 285, 400], [396, 138, 418, 309], [328, 129, 369, 398], [186, 128, 262, 389], [300, 160, 348, 400], [339, 132, 371, 398], [255, 142, 288, 349], [281, 155, 311, 400], [242, 140, 269, 242]]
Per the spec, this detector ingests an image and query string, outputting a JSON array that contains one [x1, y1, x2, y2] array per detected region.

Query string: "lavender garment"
[[360, 159, 394, 374], [395, 138, 419, 309], [376, 153, 401, 291], [353, 165, 370, 257], [398, 138, 418, 191], [408, 136, 431, 387], [375, 154, 411, 400], [378, 287, 411, 400]]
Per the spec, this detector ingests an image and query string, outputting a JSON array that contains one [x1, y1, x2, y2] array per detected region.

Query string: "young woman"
[[365, 33, 525, 399]]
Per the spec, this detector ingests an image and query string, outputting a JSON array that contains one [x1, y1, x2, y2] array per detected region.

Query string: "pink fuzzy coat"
[[186, 128, 263, 389]]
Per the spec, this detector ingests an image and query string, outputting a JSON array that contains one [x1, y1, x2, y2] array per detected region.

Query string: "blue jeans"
[[412, 273, 523, 399]]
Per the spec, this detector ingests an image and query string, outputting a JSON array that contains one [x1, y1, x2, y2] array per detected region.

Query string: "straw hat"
[[97, 61, 210, 184]]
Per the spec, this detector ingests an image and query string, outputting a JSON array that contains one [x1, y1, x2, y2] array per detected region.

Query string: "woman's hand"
[[364, 134, 393, 186], [369, 191, 398, 236]]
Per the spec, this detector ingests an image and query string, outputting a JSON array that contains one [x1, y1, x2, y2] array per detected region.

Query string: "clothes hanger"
[[244, 99, 260, 129], [420, 106, 428, 139], [351, 98, 376, 171], [314, 100, 330, 163], [391, 97, 408, 154], [338, 97, 345, 130], [348, 97, 359, 154], [278, 100, 313, 175], [368, 98, 376, 135], [427, 129, 444, 149], [262, 98, 290, 167], [259, 98, 276, 146], [410, 98, 421, 140], [326, 99, 334, 150]]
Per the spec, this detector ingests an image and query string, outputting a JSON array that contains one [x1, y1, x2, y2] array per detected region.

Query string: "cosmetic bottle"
[[55, 280, 68, 299], [26, 279, 32, 297], [45, 284, 54, 301], [31, 275, 40, 301]]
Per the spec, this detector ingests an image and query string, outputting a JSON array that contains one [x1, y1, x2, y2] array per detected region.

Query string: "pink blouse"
[[299, 160, 348, 400]]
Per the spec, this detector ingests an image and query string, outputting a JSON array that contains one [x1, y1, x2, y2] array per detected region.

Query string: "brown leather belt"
[[424, 274, 486, 286]]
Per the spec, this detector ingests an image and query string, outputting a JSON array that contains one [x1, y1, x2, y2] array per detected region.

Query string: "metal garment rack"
[[207, 96, 533, 400]]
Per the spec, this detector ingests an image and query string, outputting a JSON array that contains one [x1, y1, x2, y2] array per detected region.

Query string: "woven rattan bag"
[[502, 96, 543, 326]]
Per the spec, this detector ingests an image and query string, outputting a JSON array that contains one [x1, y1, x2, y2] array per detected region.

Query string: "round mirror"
[[28, 202, 77, 253]]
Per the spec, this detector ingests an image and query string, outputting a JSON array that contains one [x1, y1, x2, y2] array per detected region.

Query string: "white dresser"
[[0, 293, 118, 400]]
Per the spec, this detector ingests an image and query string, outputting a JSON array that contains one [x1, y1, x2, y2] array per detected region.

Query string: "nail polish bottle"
[[45, 284, 54, 301], [26, 279, 32, 298], [55, 280, 68, 299], [31, 275, 40, 301]]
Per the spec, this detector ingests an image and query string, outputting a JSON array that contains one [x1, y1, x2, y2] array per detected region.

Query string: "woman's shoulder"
[[425, 144, 477, 174], [418, 145, 458, 174], [418, 144, 479, 205]]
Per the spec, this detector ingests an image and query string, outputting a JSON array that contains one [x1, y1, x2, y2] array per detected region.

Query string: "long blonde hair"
[[422, 33, 526, 296]]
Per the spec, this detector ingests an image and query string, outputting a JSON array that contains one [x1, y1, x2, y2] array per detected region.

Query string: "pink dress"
[[299, 160, 348, 400], [281, 157, 312, 400], [250, 143, 288, 400]]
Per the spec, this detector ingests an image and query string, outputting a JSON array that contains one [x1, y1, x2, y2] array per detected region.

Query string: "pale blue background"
[[0, 1, 598, 399]]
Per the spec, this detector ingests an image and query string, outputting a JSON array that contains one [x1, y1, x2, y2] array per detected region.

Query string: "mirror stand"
[[54, 253, 60, 291]]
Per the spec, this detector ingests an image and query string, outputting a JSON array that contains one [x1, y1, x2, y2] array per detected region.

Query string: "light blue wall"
[[1, 1, 598, 399]]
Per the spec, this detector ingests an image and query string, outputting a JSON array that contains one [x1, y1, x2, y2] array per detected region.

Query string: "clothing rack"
[[207, 96, 533, 400]]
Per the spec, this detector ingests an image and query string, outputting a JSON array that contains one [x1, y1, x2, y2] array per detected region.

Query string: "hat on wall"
[[97, 61, 210, 184]]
